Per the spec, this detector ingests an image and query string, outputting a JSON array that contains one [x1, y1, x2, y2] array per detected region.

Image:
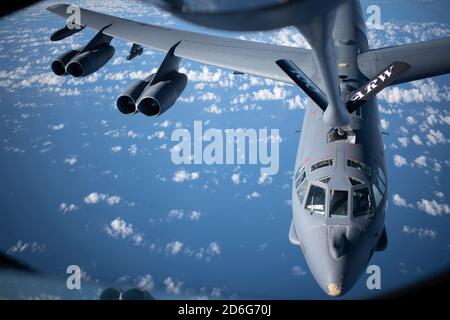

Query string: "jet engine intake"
[[66, 43, 115, 78], [116, 74, 155, 115], [51, 49, 80, 76], [136, 71, 188, 117]]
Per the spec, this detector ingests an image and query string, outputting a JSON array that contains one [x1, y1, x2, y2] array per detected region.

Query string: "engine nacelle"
[[116, 74, 155, 115], [136, 72, 188, 117], [66, 43, 115, 78], [51, 49, 80, 76], [50, 25, 85, 42]]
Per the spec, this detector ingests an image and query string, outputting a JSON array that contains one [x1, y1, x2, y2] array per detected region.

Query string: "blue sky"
[[0, 0, 449, 299]]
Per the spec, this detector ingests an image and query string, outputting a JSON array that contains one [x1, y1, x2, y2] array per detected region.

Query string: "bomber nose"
[[306, 225, 363, 297]]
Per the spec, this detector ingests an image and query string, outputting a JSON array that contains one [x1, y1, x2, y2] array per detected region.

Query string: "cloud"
[[51, 123, 64, 131], [258, 173, 273, 185], [168, 209, 184, 220], [411, 134, 423, 145], [204, 104, 223, 114], [166, 241, 184, 255], [403, 225, 437, 240], [106, 217, 134, 238], [164, 277, 183, 295], [413, 155, 427, 168], [128, 144, 138, 156], [246, 191, 261, 200], [136, 274, 154, 292], [416, 199, 450, 216], [84, 192, 121, 206], [397, 137, 408, 148], [252, 86, 287, 101], [207, 241, 222, 256], [286, 95, 307, 110], [7, 240, 45, 254], [189, 211, 201, 221], [59, 202, 78, 214], [63, 156, 77, 166], [111, 145, 122, 153], [380, 119, 389, 130], [231, 173, 240, 185], [393, 154, 408, 167], [406, 116, 417, 125], [292, 266, 307, 277], [172, 170, 200, 182], [378, 79, 449, 104], [392, 194, 408, 207], [426, 129, 447, 146]]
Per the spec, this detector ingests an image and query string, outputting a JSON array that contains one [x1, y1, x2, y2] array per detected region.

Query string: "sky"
[[0, 0, 449, 299]]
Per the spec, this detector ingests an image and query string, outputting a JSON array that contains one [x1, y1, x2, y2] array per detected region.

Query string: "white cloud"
[[378, 79, 449, 104], [7, 240, 46, 254], [292, 265, 307, 277], [106, 217, 134, 239], [258, 173, 273, 185], [51, 123, 64, 131], [189, 211, 201, 221], [166, 241, 184, 255], [128, 144, 138, 156], [111, 145, 122, 153], [172, 170, 200, 182], [252, 86, 287, 101], [416, 199, 450, 216], [246, 191, 261, 200], [164, 277, 183, 295], [63, 156, 77, 166], [406, 116, 417, 125], [84, 192, 121, 206], [127, 130, 139, 139], [380, 119, 389, 130], [426, 129, 447, 146], [207, 241, 221, 256], [435, 191, 445, 199], [204, 104, 223, 114], [397, 137, 409, 147], [59, 202, 78, 214], [393, 154, 408, 167], [411, 134, 423, 145], [403, 225, 437, 240], [168, 209, 184, 220], [286, 95, 307, 110], [159, 120, 172, 128], [392, 194, 408, 207], [136, 274, 154, 292], [231, 173, 240, 185], [413, 155, 427, 168]]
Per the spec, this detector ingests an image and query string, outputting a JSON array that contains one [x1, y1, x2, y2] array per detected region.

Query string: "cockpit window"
[[353, 188, 373, 216], [295, 165, 306, 189], [349, 177, 363, 186], [372, 167, 387, 208], [318, 177, 331, 184], [295, 171, 306, 189], [297, 179, 308, 204], [347, 159, 371, 177], [295, 165, 304, 181], [305, 185, 326, 215], [330, 190, 348, 216], [311, 159, 333, 172]]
